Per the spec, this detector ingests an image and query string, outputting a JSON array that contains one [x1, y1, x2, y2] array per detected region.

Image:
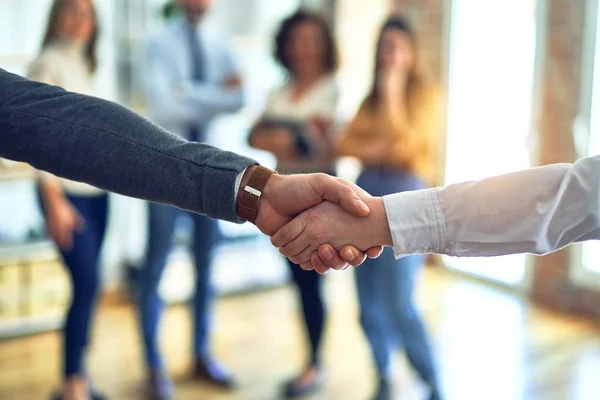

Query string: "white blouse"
[[263, 75, 339, 173]]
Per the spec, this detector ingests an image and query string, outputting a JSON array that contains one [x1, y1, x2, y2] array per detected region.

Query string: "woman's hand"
[[46, 197, 85, 251], [377, 66, 408, 107], [248, 125, 299, 160]]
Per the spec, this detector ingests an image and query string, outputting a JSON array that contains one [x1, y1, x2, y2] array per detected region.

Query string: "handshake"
[[243, 166, 393, 274]]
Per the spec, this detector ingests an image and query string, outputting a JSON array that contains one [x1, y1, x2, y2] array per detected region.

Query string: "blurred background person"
[[248, 10, 338, 398], [27, 1, 106, 400], [337, 16, 441, 400], [138, 0, 244, 398]]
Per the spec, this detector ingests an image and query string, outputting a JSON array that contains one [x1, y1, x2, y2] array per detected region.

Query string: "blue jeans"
[[286, 259, 324, 367], [355, 168, 436, 383], [40, 192, 108, 378], [139, 202, 217, 370]]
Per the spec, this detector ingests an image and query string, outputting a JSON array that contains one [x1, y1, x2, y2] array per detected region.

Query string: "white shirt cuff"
[[383, 188, 446, 258], [234, 168, 247, 200]]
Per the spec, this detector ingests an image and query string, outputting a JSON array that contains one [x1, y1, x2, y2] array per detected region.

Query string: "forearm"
[[248, 127, 297, 159], [385, 156, 600, 258], [0, 69, 257, 222], [183, 82, 244, 115], [39, 177, 66, 208], [337, 136, 390, 163]]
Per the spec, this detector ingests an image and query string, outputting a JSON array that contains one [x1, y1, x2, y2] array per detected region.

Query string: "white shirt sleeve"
[[384, 155, 600, 258]]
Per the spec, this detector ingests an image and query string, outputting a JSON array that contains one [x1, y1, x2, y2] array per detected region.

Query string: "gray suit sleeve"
[[0, 69, 257, 222]]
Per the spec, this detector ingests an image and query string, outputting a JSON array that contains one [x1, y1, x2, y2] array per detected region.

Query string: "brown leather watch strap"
[[236, 165, 276, 223]]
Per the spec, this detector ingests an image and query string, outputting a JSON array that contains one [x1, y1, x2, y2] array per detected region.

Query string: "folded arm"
[[143, 41, 244, 125], [248, 123, 299, 159]]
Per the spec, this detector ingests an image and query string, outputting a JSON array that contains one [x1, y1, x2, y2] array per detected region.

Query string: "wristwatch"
[[236, 165, 276, 223]]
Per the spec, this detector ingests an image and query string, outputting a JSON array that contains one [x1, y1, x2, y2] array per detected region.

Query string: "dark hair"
[[162, 1, 176, 20], [274, 10, 337, 76], [40, 0, 99, 73], [366, 16, 428, 109]]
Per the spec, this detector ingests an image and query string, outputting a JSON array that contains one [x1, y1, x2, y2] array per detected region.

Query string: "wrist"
[[237, 166, 258, 198], [235, 165, 276, 223], [365, 196, 393, 247]]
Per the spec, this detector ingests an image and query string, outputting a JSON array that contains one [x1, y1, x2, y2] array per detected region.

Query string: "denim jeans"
[[40, 191, 108, 378], [138, 202, 217, 370], [355, 167, 437, 383], [286, 259, 324, 367]]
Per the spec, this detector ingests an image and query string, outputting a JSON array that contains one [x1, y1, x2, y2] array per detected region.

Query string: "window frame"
[[570, 0, 600, 290]]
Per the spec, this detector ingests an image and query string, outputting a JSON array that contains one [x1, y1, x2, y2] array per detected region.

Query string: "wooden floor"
[[0, 268, 599, 400]]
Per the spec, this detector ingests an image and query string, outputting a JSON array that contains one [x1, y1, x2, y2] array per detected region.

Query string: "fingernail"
[[357, 200, 369, 212], [343, 249, 356, 261], [321, 247, 333, 261]]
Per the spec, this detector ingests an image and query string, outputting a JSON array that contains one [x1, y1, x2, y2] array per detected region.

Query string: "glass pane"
[[443, 0, 537, 285], [581, 2, 600, 275]]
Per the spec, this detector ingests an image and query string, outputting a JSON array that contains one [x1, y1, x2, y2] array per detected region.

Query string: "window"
[[572, 0, 600, 287], [443, 0, 538, 285]]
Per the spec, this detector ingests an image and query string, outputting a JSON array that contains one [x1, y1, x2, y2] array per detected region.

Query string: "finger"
[[280, 234, 311, 258], [335, 177, 372, 198], [63, 230, 74, 251], [310, 254, 330, 275], [366, 246, 384, 259], [271, 217, 306, 249], [299, 261, 315, 271], [50, 228, 65, 250], [312, 174, 370, 217], [288, 245, 315, 265], [340, 245, 368, 267], [55, 225, 72, 251], [74, 212, 86, 232], [310, 251, 333, 274], [317, 244, 349, 270]]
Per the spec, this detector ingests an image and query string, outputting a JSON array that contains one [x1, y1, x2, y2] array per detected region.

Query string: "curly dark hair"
[[274, 10, 338, 76]]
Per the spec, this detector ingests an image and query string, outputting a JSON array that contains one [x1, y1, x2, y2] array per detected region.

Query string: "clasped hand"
[[253, 171, 391, 274]]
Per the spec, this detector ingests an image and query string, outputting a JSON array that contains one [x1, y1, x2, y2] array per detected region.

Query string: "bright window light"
[[581, 1, 600, 275], [443, 0, 537, 285]]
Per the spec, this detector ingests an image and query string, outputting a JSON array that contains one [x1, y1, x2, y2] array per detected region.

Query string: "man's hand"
[[239, 167, 384, 270], [270, 198, 393, 274], [253, 172, 371, 236], [311, 244, 384, 274], [46, 197, 85, 251]]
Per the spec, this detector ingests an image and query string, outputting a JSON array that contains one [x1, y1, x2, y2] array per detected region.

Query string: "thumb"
[[73, 210, 86, 232], [312, 175, 370, 217], [366, 246, 384, 259]]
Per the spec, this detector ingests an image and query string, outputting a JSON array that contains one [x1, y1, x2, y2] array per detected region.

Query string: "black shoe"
[[193, 356, 237, 389], [283, 367, 324, 398], [146, 369, 174, 400], [371, 378, 392, 400], [428, 385, 443, 400], [50, 388, 108, 400]]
